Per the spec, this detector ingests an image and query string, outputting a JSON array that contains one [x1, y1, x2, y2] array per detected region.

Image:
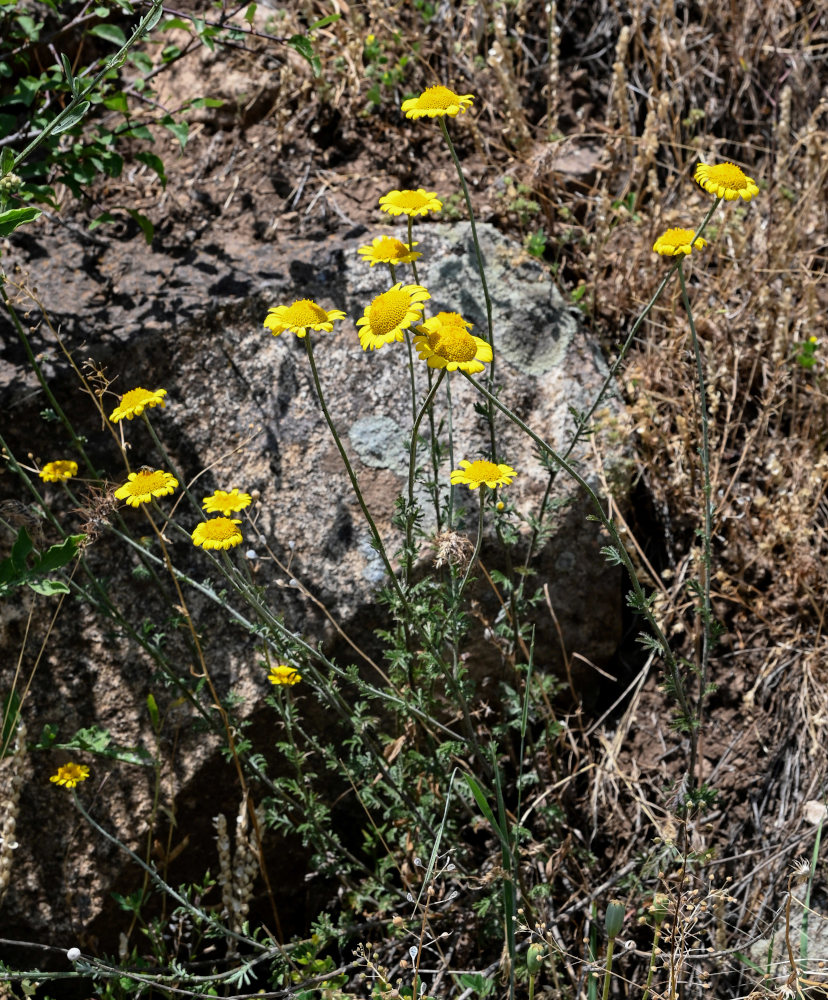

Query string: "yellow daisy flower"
[[191, 517, 243, 551], [264, 299, 346, 339], [114, 469, 178, 507], [202, 488, 252, 514], [379, 189, 442, 218], [652, 228, 708, 256], [268, 664, 302, 686], [39, 460, 78, 482], [694, 162, 759, 201], [450, 459, 518, 490], [50, 762, 90, 788], [358, 235, 422, 268], [412, 312, 492, 373], [401, 85, 475, 120], [109, 387, 167, 423], [357, 283, 430, 351]]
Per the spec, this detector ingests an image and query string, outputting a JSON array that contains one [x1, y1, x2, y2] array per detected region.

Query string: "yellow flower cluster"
[[108, 391, 251, 552], [257, 84, 521, 493], [653, 161, 759, 256]]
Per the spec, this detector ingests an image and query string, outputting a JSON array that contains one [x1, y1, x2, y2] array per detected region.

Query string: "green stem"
[[389, 261, 419, 427], [303, 335, 409, 611], [438, 116, 498, 461], [641, 924, 662, 1000], [444, 371, 456, 527], [1, 286, 98, 479], [460, 370, 695, 753], [601, 937, 616, 1000], [677, 258, 713, 789], [426, 368, 443, 535], [303, 335, 480, 759], [408, 215, 420, 286], [141, 412, 204, 518], [521, 197, 722, 576], [72, 791, 267, 953], [406, 368, 446, 575], [455, 484, 486, 605]]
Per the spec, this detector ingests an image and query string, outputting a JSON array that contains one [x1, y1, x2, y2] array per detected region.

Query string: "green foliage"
[[363, 31, 410, 107], [36, 723, 153, 765], [0, 527, 84, 596], [524, 227, 547, 258]]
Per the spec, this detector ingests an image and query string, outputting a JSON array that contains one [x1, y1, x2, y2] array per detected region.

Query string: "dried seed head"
[[432, 530, 474, 569]]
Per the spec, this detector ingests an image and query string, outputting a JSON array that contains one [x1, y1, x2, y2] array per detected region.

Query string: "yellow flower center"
[[284, 299, 329, 325], [419, 85, 459, 110], [369, 287, 411, 337], [392, 191, 430, 211], [374, 237, 408, 258], [133, 470, 169, 492], [711, 163, 750, 189], [201, 518, 239, 541], [467, 461, 502, 482], [431, 327, 478, 363]]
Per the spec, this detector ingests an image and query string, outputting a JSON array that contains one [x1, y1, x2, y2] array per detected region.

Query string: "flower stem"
[[641, 924, 662, 1000], [389, 261, 419, 427], [677, 258, 713, 788], [444, 373, 456, 527], [426, 369, 444, 534], [601, 937, 616, 1000], [460, 370, 695, 766], [1, 285, 98, 479], [455, 484, 486, 604], [141, 412, 204, 519], [303, 336, 409, 614], [72, 791, 268, 953], [407, 368, 446, 578], [439, 116, 498, 461], [520, 197, 722, 576]]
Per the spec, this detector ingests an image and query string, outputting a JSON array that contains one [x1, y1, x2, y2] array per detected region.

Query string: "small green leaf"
[[32, 534, 84, 574], [0, 207, 40, 236], [122, 123, 152, 141], [89, 23, 127, 46], [146, 693, 160, 733], [162, 16, 190, 30], [126, 208, 154, 243], [51, 101, 91, 134], [188, 97, 224, 109], [60, 53, 74, 85], [128, 50, 153, 74], [0, 147, 14, 176], [244, 3, 256, 24], [287, 34, 321, 77], [309, 13, 341, 29], [28, 579, 70, 595], [103, 91, 128, 113], [135, 151, 167, 188], [10, 527, 33, 570], [161, 116, 189, 150], [142, 2, 164, 32], [89, 211, 115, 231]]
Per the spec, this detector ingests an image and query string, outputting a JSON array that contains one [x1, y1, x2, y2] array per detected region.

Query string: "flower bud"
[[605, 899, 625, 940], [527, 942, 545, 974]]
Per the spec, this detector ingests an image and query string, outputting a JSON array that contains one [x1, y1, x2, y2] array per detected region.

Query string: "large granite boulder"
[[0, 215, 628, 946]]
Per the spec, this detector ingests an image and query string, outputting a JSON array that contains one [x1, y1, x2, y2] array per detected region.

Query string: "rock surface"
[[0, 214, 628, 945]]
